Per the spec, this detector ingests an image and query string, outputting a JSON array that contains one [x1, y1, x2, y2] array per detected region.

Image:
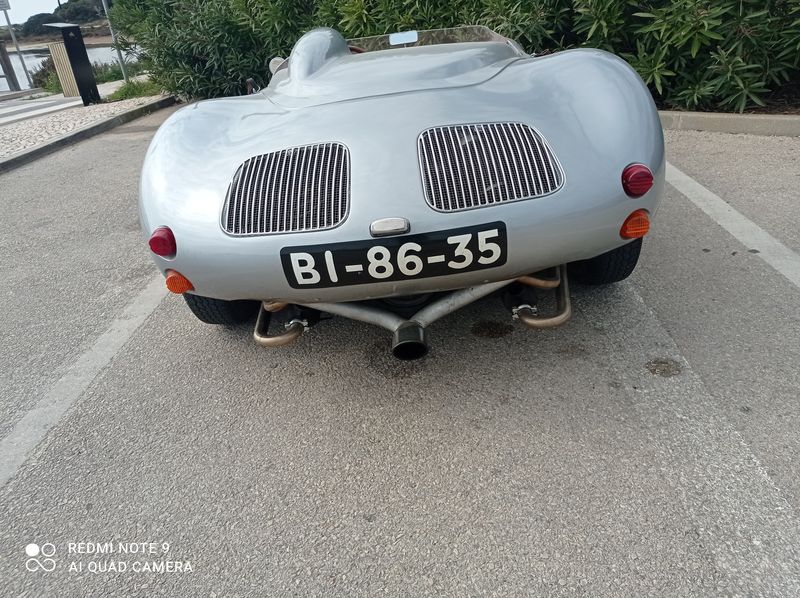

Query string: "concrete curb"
[[0, 95, 177, 174], [659, 110, 800, 136]]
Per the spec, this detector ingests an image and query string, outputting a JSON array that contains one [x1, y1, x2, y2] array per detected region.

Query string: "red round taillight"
[[148, 226, 176, 257], [621, 164, 654, 197]]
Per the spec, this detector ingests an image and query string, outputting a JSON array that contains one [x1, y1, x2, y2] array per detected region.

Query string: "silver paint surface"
[[139, 28, 665, 302]]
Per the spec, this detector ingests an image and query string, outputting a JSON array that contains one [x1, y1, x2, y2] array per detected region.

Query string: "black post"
[[0, 40, 21, 92], [45, 23, 100, 106]]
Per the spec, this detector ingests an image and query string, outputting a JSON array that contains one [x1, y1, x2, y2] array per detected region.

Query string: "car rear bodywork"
[[140, 26, 664, 357]]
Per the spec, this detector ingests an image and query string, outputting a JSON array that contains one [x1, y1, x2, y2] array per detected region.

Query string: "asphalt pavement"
[[1, 110, 798, 596]]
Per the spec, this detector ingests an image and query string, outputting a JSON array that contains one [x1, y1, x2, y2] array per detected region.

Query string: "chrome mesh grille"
[[223, 143, 349, 235], [418, 123, 564, 212]]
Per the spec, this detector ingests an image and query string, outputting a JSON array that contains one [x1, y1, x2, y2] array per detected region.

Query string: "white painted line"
[[576, 282, 799, 578], [0, 274, 166, 489], [666, 162, 800, 289], [0, 100, 81, 126]]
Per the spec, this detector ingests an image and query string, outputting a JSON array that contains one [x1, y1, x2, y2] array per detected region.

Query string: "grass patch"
[[43, 71, 63, 94], [93, 61, 146, 84], [106, 79, 162, 101]]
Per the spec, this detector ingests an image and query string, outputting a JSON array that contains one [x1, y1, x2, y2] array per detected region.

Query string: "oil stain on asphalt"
[[646, 357, 683, 377], [470, 320, 514, 338]]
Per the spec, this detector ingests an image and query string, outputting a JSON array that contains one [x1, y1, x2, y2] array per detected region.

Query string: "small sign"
[[0, 1, 10, 12]]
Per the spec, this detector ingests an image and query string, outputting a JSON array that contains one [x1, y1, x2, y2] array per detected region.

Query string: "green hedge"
[[111, 0, 800, 112]]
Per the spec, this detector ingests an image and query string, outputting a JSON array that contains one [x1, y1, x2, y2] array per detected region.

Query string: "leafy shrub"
[[111, 0, 800, 112], [627, 0, 800, 112], [111, 0, 282, 98], [31, 56, 57, 89], [44, 72, 63, 94], [30, 57, 63, 93]]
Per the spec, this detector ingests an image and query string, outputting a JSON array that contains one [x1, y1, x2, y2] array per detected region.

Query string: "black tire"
[[183, 294, 260, 326], [571, 238, 642, 285]]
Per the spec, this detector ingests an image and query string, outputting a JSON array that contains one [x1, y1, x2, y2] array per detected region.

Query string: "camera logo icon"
[[25, 543, 56, 572]]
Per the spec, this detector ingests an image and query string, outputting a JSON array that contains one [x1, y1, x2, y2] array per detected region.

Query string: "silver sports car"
[[140, 26, 664, 359]]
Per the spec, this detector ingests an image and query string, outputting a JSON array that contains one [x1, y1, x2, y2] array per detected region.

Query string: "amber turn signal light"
[[620, 209, 650, 239], [165, 270, 194, 294]]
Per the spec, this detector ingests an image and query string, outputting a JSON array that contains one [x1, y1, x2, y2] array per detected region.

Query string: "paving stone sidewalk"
[[0, 95, 167, 159]]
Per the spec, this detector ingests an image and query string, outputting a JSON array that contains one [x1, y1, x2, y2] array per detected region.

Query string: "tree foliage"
[[54, 0, 105, 24], [110, 0, 800, 112], [21, 13, 61, 36], [20, 0, 106, 37]]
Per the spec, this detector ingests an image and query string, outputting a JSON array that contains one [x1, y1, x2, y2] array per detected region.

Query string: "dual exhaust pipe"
[[254, 265, 572, 359], [254, 302, 429, 359]]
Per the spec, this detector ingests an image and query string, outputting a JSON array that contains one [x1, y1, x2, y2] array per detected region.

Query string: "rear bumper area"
[[145, 178, 664, 304]]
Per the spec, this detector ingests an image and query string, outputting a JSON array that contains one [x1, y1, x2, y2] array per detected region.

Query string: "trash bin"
[[44, 23, 100, 106]]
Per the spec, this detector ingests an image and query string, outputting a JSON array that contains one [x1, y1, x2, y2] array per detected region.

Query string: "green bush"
[[111, 0, 312, 99], [44, 72, 63, 94], [30, 56, 62, 93], [106, 79, 162, 101], [31, 56, 56, 89], [111, 0, 800, 112]]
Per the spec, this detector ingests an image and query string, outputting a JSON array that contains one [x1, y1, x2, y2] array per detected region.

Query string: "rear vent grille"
[[223, 143, 350, 235], [418, 123, 563, 212]]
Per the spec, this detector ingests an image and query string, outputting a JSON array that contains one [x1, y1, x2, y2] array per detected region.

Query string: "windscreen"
[[347, 26, 512, 52]]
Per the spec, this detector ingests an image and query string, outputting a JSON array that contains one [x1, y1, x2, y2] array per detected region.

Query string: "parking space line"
[[577, 282, 800, 583], [0, 274, 166, 489], [666, 162, 800, 289]]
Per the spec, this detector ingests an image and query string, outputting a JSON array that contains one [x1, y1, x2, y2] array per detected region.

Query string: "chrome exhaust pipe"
[[391, 322, 428, 360], [513, 264, 572, 329], [253, 302, 306, 347], [517, 267, 561, 290], [263, 300, 289, 312]]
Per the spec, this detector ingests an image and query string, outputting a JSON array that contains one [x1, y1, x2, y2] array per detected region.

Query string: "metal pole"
[[0, 40, 20, 91], [3, 9, 32, 87], [99, 0, 128, 83]]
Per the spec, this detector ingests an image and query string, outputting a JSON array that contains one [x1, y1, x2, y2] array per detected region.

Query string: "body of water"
[[1, 46, 119, 92]]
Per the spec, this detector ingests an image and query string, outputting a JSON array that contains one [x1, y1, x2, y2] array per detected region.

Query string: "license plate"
[[281, 222, 507, 289]]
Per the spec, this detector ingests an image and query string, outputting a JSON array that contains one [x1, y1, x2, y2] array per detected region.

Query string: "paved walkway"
[[0, 96, 82, 126], [0, 77, 167, 159], [0, 78, 137, 126]]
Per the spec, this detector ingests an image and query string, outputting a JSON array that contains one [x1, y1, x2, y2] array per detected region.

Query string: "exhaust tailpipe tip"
[[392, 322, 428, 360]]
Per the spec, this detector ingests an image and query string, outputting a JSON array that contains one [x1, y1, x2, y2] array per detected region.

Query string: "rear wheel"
[[183, 294, 260, 326], [571, 238, 642, 285]]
